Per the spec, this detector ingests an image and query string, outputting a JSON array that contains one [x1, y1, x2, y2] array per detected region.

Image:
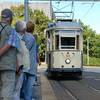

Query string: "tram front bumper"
[[47, 68, 83, 77], [48, 68, 82, 72]]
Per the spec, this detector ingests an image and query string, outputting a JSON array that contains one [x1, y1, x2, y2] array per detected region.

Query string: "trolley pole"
[[24, 0, 29, 22]]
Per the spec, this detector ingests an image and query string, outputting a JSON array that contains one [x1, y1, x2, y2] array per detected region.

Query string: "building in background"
[[0, 2, 54, 19]]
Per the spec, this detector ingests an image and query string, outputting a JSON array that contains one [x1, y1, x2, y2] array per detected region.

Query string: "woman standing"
[[21, 21, 36, 100]]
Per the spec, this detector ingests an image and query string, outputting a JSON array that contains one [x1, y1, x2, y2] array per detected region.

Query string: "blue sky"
[[75, 2, 100, 34], [0, 0, 24, 3], [53, 1, 100, 34], [0, 0, 100, 34]]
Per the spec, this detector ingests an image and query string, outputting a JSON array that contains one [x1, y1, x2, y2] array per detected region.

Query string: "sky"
[[53, 1, 100, 34], [0, 0, 100, 34], [75, 2, 100, 34]]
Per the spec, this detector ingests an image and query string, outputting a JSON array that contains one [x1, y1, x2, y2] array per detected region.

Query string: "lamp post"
[[87, 37, 90, 66]]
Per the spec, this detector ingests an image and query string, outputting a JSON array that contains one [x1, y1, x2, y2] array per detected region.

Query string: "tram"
[[45, 19, 83, 78]]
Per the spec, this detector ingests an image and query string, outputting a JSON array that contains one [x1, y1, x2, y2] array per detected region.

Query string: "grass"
[[83, 54, 100, 66]]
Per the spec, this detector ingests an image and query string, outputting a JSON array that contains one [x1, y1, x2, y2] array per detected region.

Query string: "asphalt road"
[[39, 66, 100, 100], [47, 71, 100, 100], [28, 66, 100, 100]]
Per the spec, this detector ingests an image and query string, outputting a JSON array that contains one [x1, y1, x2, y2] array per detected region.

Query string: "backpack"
[[0, 23, 7, 40]]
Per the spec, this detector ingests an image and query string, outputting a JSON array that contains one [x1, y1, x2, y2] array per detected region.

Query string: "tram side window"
[[76, 35, 79, 50], [47, 32, 50, 51], [55, 35, 59, 50], [61, 37, 75, 49]]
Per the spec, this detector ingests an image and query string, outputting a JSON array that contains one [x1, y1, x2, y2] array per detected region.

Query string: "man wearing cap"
[[0, 9, 20, 100]]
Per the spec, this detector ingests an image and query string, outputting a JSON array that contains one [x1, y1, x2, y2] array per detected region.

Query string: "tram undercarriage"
[[46, 68, 83, 79]]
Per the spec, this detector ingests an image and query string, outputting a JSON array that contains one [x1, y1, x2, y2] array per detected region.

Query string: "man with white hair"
[[15, 20, 36, 100], [0, 9, 20, 100], [14, 20, 31, 100]]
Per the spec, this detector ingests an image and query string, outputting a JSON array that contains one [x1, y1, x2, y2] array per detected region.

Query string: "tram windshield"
[[61, 37, 75, 49]]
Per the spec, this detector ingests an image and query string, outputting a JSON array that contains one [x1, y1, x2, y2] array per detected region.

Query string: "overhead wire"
[[62, 1, 75, 19], [52, 0, 95, 20], [53, 2, 72, 12], [53, 1, 73, 19], [82, 2, 95, 19]]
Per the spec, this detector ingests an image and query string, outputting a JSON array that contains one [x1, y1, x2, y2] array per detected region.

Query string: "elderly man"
[[0, 9, 19, 100], [14, 20, 31, 100]]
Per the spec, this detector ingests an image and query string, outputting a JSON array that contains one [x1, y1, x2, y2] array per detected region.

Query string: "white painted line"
[[94, 79, 100, 81], [65, 89, 78, 100], [89, 86, 100, 93]]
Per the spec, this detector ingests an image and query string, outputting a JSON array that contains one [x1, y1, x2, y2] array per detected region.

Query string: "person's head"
[[1, 8, 13, 25], [15, 20, 26, 35], [26, 21, 35, 33]]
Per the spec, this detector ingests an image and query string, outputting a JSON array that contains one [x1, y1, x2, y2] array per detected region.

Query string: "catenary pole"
[[24, 0, 29, 22]]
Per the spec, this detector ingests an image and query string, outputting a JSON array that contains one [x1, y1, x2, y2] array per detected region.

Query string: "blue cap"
[[1, 8, 13, 18]]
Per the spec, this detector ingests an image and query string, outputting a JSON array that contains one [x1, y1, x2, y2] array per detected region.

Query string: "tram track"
[[49, 78, 100, 100], [50, 80, 78, 100], [78, 73, 100, 94], [58, 81, 79, 100], [78, 79, 100, 94], [59, 80, 100, 100]]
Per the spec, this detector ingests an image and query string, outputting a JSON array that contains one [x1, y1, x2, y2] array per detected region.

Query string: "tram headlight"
[[65, 58, 71, 64]]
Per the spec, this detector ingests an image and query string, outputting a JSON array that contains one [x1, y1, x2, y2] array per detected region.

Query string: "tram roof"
[[46, 21, 82, 31]]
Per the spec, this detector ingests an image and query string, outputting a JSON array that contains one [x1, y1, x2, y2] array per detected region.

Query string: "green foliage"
[[29, 10, 51, 60], [80, 21, 100, 59], [83, 54, 100, 66], [80, 20, 100, 65], [11, 5, 24, 26], [11, 5, 51, 60]]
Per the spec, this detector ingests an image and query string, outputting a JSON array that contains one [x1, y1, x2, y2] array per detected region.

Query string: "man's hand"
[[0, 44, 11, 57], [39, 61, 41, 66], [16, 65, 23, 75]]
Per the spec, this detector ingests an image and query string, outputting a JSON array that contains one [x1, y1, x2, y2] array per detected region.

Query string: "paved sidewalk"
[[83, 66, 100, 73], [38, 62, 57, 100]]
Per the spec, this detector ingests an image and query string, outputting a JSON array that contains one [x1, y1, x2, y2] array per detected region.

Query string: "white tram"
[[45, 19, 83, 78]]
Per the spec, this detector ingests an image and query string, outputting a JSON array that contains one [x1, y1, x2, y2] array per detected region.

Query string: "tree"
[[11, 5, 24, 25], [11, 5, 51, 61], [80, 20, 100, 58], [29, 10, 51, 61]]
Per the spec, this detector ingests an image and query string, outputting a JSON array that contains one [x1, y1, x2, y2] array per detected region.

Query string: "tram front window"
[[61, 37, 75, 49]]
